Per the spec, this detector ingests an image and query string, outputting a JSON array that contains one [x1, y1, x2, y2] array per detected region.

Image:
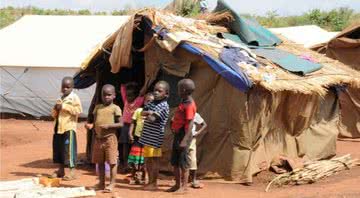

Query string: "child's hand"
[[147, 115, 156, 122], [85, 123, 93, 130], [129, 135, 134, 144], [193, 131, 199, 137], [179, 141, 187, 150], [100, 124, 110, 130], [55, 104, 62, 111]]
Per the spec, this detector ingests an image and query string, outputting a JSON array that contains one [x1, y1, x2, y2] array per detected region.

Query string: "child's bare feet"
[[104, 183, 114, 193], [173, 187, 188, 194], [90, 183, 105, 191], [165, 185, 180, 192], [143, 183, 158, 191]]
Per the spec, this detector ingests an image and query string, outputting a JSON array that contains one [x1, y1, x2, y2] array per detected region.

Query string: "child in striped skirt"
[[128, 93, 154, 184]]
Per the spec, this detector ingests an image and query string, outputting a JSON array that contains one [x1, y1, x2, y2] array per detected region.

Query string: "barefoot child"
[[85, 84, 123, 192], [139, 81, 170, 190], [167, 79, 197, 193], [119, 82, 144, 171], [128, 93, 155, 184], [188, 112, 207, 188], [51, 77, 82, 180]]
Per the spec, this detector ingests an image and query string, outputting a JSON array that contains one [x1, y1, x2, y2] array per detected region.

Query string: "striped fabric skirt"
[[127, 141, 144, 170]]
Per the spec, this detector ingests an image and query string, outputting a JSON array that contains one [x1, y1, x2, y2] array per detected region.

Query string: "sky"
[[1, 0, 360, 16]]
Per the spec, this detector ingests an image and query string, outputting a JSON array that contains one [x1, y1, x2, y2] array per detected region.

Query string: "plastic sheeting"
[[180, 43, 253, 92], [0, 15, 129, 68], [0, 66, 95, 118], [270, 25, 339, 48], [214, 0, 282, 47], [253, 48, 323, 75]]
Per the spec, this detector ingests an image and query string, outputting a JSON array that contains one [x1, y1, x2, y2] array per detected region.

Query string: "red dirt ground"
[[1, 118, 360, 198]]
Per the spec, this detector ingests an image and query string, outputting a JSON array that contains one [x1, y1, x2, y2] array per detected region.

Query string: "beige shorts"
[[187, 138, 197, 170], [92, 135, 118, 165]]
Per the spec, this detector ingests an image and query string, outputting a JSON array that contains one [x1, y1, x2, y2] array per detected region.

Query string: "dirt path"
[[1, 119, 359, 198]]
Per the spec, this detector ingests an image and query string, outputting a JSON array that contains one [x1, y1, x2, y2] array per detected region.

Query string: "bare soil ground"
[[1, 119, 360, 198]]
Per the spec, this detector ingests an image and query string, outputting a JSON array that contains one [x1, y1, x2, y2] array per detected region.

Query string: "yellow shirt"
[[51, 92, 82, 134], [132, 108, 145, 137], [93, 103, 122, 138]]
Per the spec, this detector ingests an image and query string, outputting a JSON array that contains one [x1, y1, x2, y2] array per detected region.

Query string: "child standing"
[[167, 79, 197, 193], [119, 82, 144, 171], [128, 93, 155, 184], [85, 84, 123, 192], [139, 81, 170, 191], [188, 113, 207, 188], [51, 77, 82, 180]]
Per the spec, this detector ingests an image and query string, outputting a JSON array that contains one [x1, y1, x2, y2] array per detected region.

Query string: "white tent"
[[0, 15, 129, 117], [270, 25, 339, 48]]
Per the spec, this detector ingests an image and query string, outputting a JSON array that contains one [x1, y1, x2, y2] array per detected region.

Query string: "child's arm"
[[180, 119, 194, 148], [100, 116, 123, 130], [141, 110, 158, 122], [128, 121, 136, 143], [120, 84, 127, 103], [194, 120, 207, 137]]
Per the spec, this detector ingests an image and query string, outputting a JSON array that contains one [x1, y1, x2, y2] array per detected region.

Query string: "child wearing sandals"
[[127, 93, 155, 184], [85, 84, 123, 193], [51, 77, 82, 181]]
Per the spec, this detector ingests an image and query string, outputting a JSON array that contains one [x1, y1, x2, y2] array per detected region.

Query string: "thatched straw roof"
[[82, 10, 360, 96]]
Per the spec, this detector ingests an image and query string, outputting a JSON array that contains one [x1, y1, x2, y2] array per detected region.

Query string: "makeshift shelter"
[[311, 23, 360, 69], [0, 15, 129, 117], [311, 23, 360, 138], [76, 4, 360, 183]]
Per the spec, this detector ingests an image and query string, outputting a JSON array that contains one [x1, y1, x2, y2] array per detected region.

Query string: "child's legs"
[[63, 131, 77, 176], [145, 157, 153, 184], [98, 163, 106, 186], [152, 157, 160, 185], [181, 168, 189, 189], [109, 163, 117, 186], [188, 138, 197, 183], [122, 143, 130, 167], [119, 124, 130, 168]]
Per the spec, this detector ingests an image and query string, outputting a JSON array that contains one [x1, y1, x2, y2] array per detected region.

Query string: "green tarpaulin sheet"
[[253, 48, 323, 75], [214, 0, 282, 47]]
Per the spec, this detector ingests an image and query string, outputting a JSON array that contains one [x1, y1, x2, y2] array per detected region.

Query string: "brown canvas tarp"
[[311, 23, 360, 70], [338, 87, 360, 138], [147, 46, 339, 182], [311, 24, 360, 139]]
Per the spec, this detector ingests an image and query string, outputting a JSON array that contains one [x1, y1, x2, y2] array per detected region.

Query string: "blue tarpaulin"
[[180, 43, 253, 92]]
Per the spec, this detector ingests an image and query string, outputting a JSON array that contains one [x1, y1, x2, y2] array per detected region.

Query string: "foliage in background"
[[176, 0, 200, 17], [255, 7, 358, 31], [1, 5, 359, 31]]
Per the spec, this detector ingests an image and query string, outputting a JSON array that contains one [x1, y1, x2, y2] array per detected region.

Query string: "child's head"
[[177, 78, 195, 99], [61, 77, 74, 97], [101, 84, 116, 105], [144, 92, 155, 106], [153, 81, 170, 101], [125, 82, 140, 103]]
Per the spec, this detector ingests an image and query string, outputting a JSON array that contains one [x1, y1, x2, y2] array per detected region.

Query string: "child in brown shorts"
[[85, 84, 123, 193]]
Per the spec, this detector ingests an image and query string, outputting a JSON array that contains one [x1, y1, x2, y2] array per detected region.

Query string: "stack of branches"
[[265, 154, 359, 192]]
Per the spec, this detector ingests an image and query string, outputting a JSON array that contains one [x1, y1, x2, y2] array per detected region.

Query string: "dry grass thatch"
[[243, 35, 360, 96], [84, 10, 360, 96]]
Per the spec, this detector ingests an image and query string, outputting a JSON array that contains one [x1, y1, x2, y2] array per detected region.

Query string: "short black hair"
[[178, 78, 195, 95], [62, 76, 74, 87], [156, 81, 170, 94], [102, 84, 115, 93]]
